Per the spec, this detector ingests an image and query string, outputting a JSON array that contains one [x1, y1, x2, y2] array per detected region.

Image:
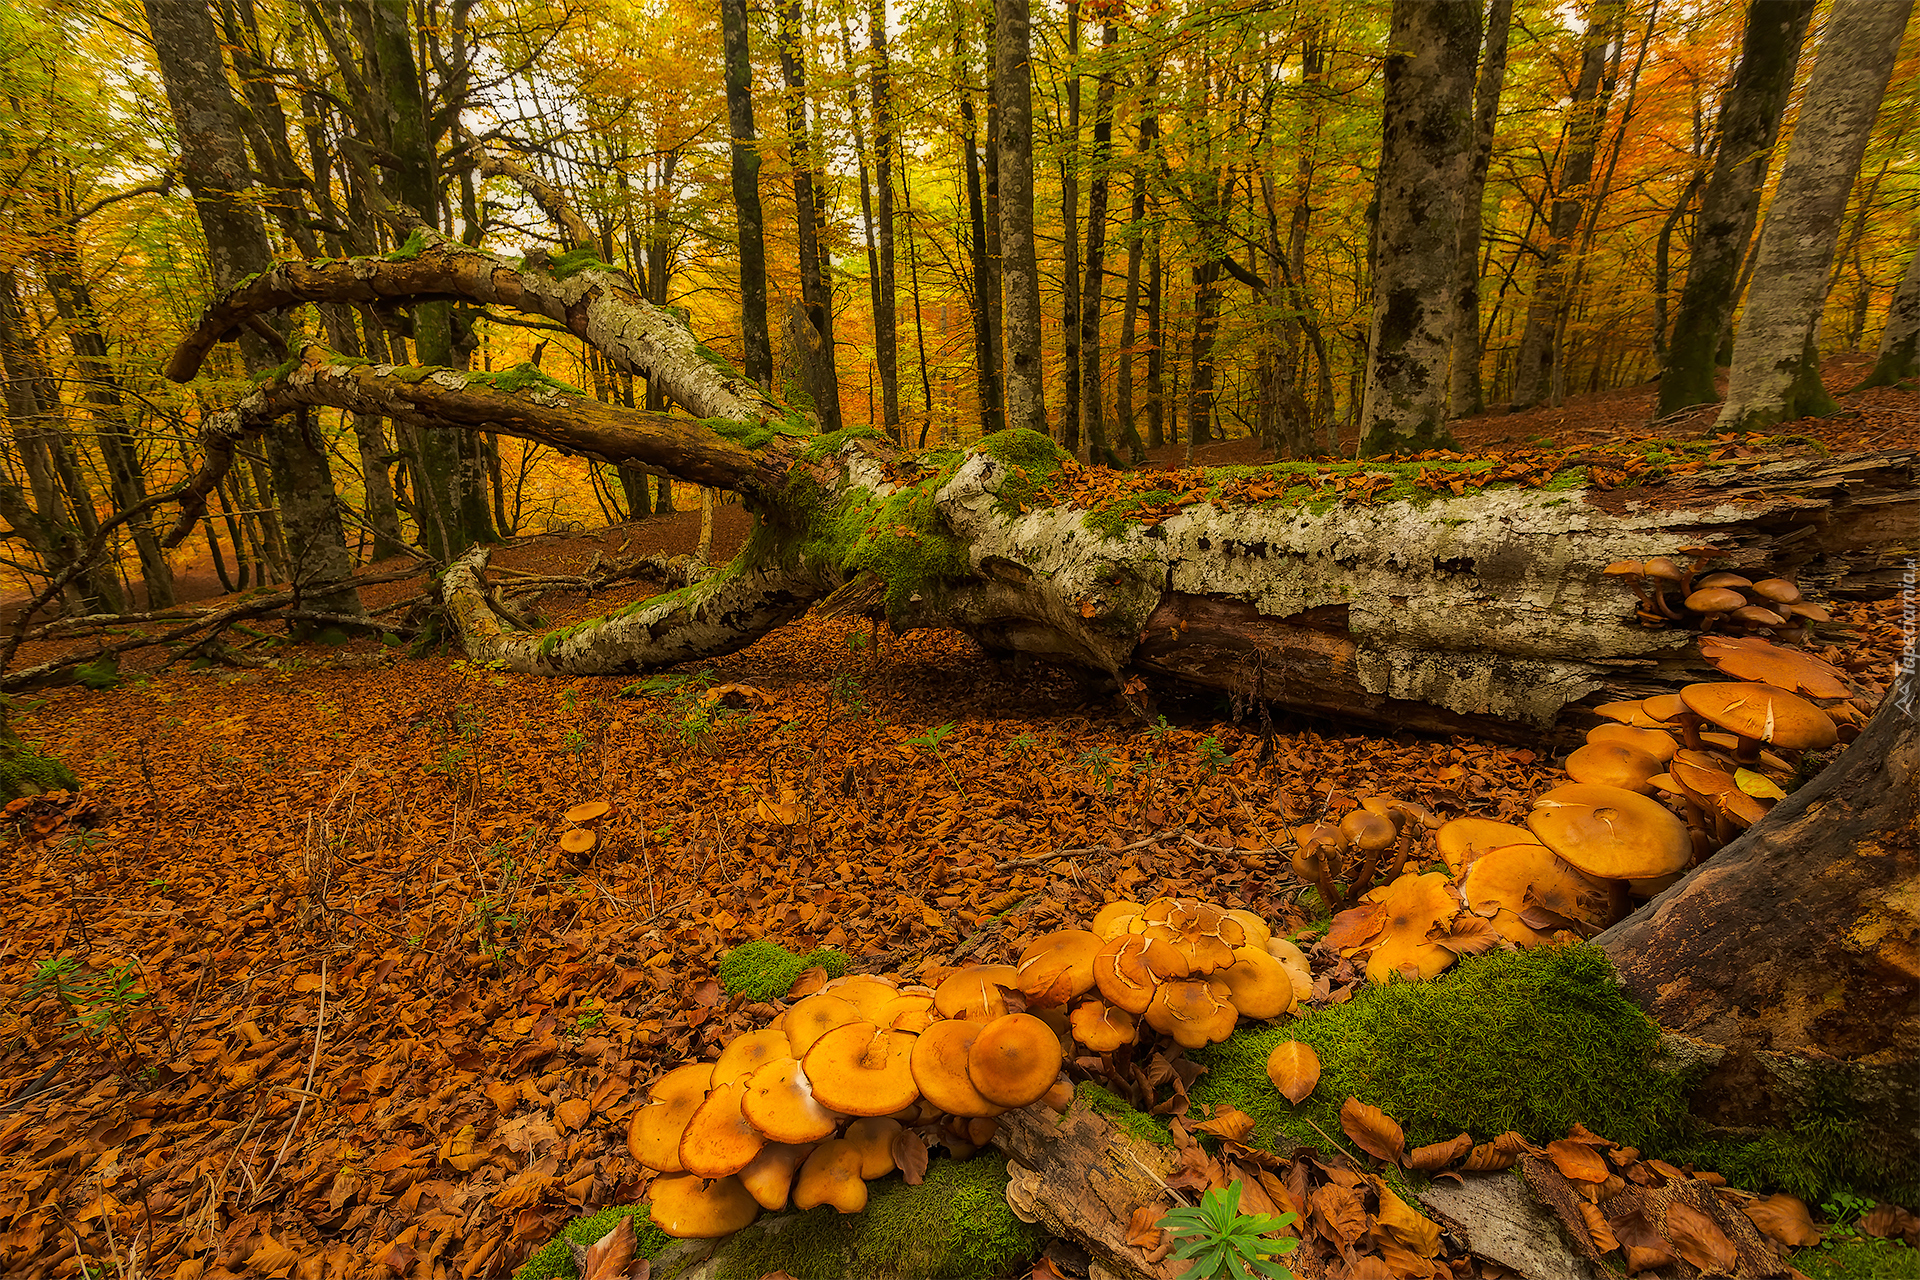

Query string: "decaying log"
[[991, 1098, 1182, 1280], [1598, 673, 1919, 1179]]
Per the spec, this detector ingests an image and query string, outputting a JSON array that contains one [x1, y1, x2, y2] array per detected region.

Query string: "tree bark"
[[720, 0, 774, 388], [1060, 0, 1083, 457], [996, 0, 1047, 439], [1116, 74, 1156, 462], [1854, 244, 1920, 390], [1145, 219, 1164, 449], [1080, 18, 1120, 469], [1447, 0, 1512, 421], [1598, 676, 1918, 1183], [778, 0, 842, 431], [164, 233, 1919, 743], [1508, 0, 1622, 411], [869, 0, 901, 441], [959, 16, 1004, 436], [1717, 0, 1913, 432], [1358, 0, 1477, 454], [1658, 0, 1818, 417]]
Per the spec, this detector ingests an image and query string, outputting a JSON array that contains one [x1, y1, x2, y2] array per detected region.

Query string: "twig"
[[255, 956, 326, 1202], [997, 828, 1187, 873]]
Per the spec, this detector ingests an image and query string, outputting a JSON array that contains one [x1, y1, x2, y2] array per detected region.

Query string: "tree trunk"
[[1658, 0, 1818, 416], [1719, 0, 1915, 432], [1116, 76, 1155, 462], [1080, 18, 1120, 469], [1508, 0, 1622, 412], [1145, 219, 1164, 449], [959, 17, 1004, 436], [1447, 0, 1512, 421], [1358, 0, 1477, 455], [1060, 0, 1083, 457], [1597, 675, 1918, 1190], [779, 0, 842, 431], [1854, 244, 1920, 390], [720, 0, 774, 388], [996, 0, 1047, 438], [869, 0, 901, 441]]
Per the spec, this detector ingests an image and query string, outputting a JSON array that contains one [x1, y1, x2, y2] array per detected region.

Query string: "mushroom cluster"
[[627, 971, 1066, 1239], [1604, 553, 1830, 643], [1289, 796, 1442, 911]]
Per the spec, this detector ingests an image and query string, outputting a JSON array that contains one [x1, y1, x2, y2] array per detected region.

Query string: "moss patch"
[[1189, 946, 1689, 1158], [715, 940, 851, 1001], [469, 364, 585, 397], [1077, 1080, 1174, 1146], [0, 737, 77, 802], [704, 1154, 1046, 1280], [790, 458, 973, 624], [386, 229, 428, 262], [544, 247, 612, 280], [512, 1203, 673, 1280], [704, 415, 814, 450], [1791, 1237, 1920, 1280]]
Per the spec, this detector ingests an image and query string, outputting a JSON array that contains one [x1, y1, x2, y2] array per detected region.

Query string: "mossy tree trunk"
[[164, 227, 1918, 744], [1597, 678, 1919, 1197], [0, 709, 77, 802]]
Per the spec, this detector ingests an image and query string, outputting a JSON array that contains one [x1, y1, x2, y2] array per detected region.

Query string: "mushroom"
[[1290, 821, 1349, 910], [679, 1079, 767, 1178], [1642, 693, 1688, 724], [933, 964, 1021, 1020], [822, 975, 901, 1024], [1459, 844, 1611, 946], [1526, 783, 1693, 923], [1697, 634, 1853, 701], [738, 1141, 817, 1212], [1092, 933, 1189, 1013], [874, 992, 937, 1034], [1669, 754, 1771, 832], [1730, 604, 1787, 630], [1016, 930, 1103, 1007], [1143, 979, 1239, 1048], [1684, 586, 1747, 630], [1435, 817, 1541, 878], [908, 1020, 1006, 1118], [1351, 871, 1461, 984], [801, 1023, 920, 1117], [1593, 700, 1668, 730], [1091, 900, 1145, 939], [1069, 999, 1139, 1052], [841, 1117, 902, 1179], [793, 1139, 868, 1213], [968, 1013, 1066, 1107], [1679, 682, 1837, 764], [1694, 572, 1753, 591], [783, 994, 867, 1057], [627, 1061, 716, 1172], [1217, 946, 1295, 1019], [1340, 808, 1403, 895], [1603, 560, 1656, 618], [647, 1172, 762, 1238], [1563, 741, 1664, 794], [1749, 578, 1801, 607], [558, 828, 597, 856], [564, 800, 612, 824], [1263, 935, 1314, 1004], [1137, 898, 1244, 974], [712, 1029, 793, 1087], [739, 1057, 842, 1143], [1640, 558, 1686, 618], [1583, 722, 1679, 763]]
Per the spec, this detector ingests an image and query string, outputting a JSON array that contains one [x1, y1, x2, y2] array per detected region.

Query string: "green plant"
[[1159, 1182, 1299, 1280], [1198, 736, 1232, 776], [21, 955, 148, 1075], [1076, 746, 1116, 795], [908, 722, 956, 755]]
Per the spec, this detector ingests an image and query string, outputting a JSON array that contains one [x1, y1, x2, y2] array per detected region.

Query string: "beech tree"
[[996, 0, 1046, 438], [1717, 0, 1914, 432], [719, 0, 773, 388], [1855, 245, 1920, 390]]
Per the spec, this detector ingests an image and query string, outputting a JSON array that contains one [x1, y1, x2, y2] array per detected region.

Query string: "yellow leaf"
[[1734, 768, 1785, 799], [1367, 1175, 1442, 1258], [1264, 1041, 1320, 1105]]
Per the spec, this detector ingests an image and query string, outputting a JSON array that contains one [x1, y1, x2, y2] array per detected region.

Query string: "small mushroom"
[[1216, 945, 1295, 1019], [558, 828, 597, 856], [1679, 682, 1837, 764], [1016, 930, 1103, 1007], [1142, 979, 1239, 1048], [738, 1141, 817, 1212], [1435, 817, 1542, 878], [1340, 809, 1402, 896], [1730, 604, 1787, 630], [1684, 586, 1747, 630], [648, 1172, 762, 1237], [933, 964, 1021, 1020], [968, 1013, 1065, 1107], [1351, 871, 1461, 984], [783, 994, 866, 1057], [1137, 898, 1243, 974], [1090, 900, 1145, 939], [823, 975, 901, 1024], [1460, 844, 1610, 946], [1526, 783, 1693, 923], [1564, 741, 1664, 794], [1583, 722, 1679, 763], [712, 1029, 792, 1087], [564, 800, 612, 825], [1698, 634, 1853, 701], [801, 1023, 919, 1117], [1290, 821, 1349, 910], [793, 1139, 868, 1213], [1641, 558, 1686, 618], [908, 1020, 1006, 1119], [1694, 572, 1753, 591], [1593, 700, 1668, 730], [739, 1057, 842, 1143], [1224, 908, 1272, 951], [679, 1079, 767, 1178], [1749, 578, 1801, 607], [1068, 999, 1139, 1052], [1092, 933, 1189, 1013], [841, 1117, 902, 1179]]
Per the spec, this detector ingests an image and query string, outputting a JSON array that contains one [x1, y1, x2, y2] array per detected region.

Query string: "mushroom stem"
[[1733, 734, 1762, 765], [1672, 712, 1706, 752], [1602, 877, 1631, 926]]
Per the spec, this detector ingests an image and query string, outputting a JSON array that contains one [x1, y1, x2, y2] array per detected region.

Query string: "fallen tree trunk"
[[162, 228, 1918, 741], [1597, 672, 1919, 1194]]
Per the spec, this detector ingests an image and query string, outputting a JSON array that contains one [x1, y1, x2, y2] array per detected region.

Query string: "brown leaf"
[[1195, 1107, 1255, 1142], [1406, 1133, 1472, 1173], [1579, 1202, 1618, 1254], [1663, 1200, 1738, 1274], [1125, 1203, 1166, 1250], [1545, 1139, 1609, 1184], [1741, 1193, 1821, 1247], [1339, 1097, 1405, 1165], [1862, 1202, 1920, 1243], [1265, 1041, 1320, 1106], [786, 966, 829, 998], [1461, 1141, 1517, 1173], [1367, 1174, 1441, 1257], [890, 1129, 928, 1186], [578, 1217, 635, 1280], [1326, 903, 1389, 953], [1310, 1182, 1368, 1249], [555, 1098, 591, 1132], [1436, 915, 1503, 955]]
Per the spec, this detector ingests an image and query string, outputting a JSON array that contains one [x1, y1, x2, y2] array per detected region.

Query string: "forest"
[[0, 0, 1916, 1276]]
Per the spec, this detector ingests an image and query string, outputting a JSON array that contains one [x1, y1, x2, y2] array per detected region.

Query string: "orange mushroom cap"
[[801, 1023, 920, 1117], [967, 1013, 1064, 1107], [1016, 929, 1103, 1007], [909, 1019, 1006, 1118], [647, 1172, 761, 1238], [1526, 783, 1692, 880]]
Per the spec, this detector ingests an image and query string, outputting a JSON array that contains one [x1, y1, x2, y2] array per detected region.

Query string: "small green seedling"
[[1160, 1181, 1299, 1280]]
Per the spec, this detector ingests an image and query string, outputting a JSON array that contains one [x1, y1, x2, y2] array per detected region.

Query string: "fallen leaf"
[[1194, 1107, 1255, 1142], [1579, 1201, 1618, 1254], [1742, 1192, 1821, 1247], [1406, 1133, 1472, 1173], [1545, 1138, 1609, 1183], [1339, 1097, 1405, 1166], [577, 1216, 634, 1280], [1367, 1174, 1441, 1257], [1663, 1200, 1737, 1274], [1125, 1203, 1165, 1250], [555, 1098, 591, 1132], [1310, 1182, 1368, 1250], [890, 1129, 928, 1186], [1265, 1041, 1320, 1105]]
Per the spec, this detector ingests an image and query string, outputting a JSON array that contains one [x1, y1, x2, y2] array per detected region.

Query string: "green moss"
[[537, 615, 607, 658], [1189, 946, 1689, 1159], [1084, 488, 1180, 539], [512, 1203, 673, 1280], [1077, 1080, 1174, 1146], [789, 457, 973, 624], [469, 364, 586, 397], [545, 246, 612, 280], [248, 357, 300, 387], [1791, 1237, 1920, 1280], [704, 415, 814, 450], [388, 365, 437, 385], [706, 1154, 1046, 1280], [386, 229, 429, 261], [715, 940, 850, 1001], [797, 425, 887, 462], [693, 342, 745, 381], [0, 737, 78, 802]]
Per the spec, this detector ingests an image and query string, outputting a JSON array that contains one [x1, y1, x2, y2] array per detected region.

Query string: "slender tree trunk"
[[899, 137, 934, 430], [959, 19, 1004, 435], [1651, 170, 1704, 362], [1658, 0, 1817, 415], [996, 0, 1047, 437], [1060, 0, 1083, 455], [1080, 19, 1120, 468], [1358, 0, 1478, 455], [1145, 221, 1164, 448], [779, 0, 843, 431], [1187, 254, 1222, 449], [1509, 0, 1623, 410], [1854, 245, 1920, 389], [1116, 80, 1154, 461], [720, 0, 773, 387], [1447, 0, 1512, 420], [837, 3, 884, 398], [869, 0, 901, 441], [1718, 0, 1914, 431]]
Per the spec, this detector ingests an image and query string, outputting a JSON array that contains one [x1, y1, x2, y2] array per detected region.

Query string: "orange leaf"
[[1194, 1107, 1254, 1142], [578, 1216, 634, 1280], [1406, 1133, 1472, 1173], [1545, 1138, 1609, 1183], [555, 1098, 591, 1132], [1338, 1097, 1405, 1165], [891, 1128, 929, 1186], [1367, 1174, 1440, 1257], [1309, 1182, 1368, 1249], [1579, 1202, 1618, 1254], [1125, 1203, 1165, 1249], [1265, 1041, 1320, 1106], [1741, 1193, 1821, 1247], [1326, 903, 1388, 953], [1663, 1200, 1737, 1274]]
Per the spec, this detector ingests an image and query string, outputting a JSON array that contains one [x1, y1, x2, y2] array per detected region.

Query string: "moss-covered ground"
[[512, 1204, 673, 1280], [714, 939, 851, 1001], [1790, 1236, 1920, 1280], [0, 718, 76, 802]]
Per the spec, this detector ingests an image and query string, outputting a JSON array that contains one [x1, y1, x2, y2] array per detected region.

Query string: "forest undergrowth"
[[1, 378, 1916, 1279]]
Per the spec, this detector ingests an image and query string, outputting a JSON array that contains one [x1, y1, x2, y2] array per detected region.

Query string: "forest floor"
[[0, 359, 1916, 1279]]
